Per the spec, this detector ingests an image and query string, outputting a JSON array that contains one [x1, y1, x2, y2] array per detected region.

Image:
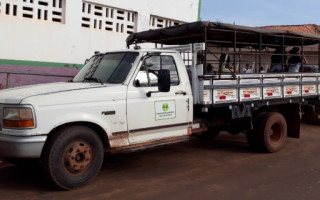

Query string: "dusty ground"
[[1, 123, 320, 200]]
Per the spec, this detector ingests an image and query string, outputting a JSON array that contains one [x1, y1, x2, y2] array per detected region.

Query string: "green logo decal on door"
[[155, 100, 176, 120], [162, 103, 169, 111]]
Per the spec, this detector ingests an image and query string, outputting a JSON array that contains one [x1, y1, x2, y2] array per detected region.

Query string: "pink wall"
[[0, 65, 80, 89]]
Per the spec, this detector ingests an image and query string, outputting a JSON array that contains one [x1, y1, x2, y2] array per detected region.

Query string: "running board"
[[109, 136, 189, 154]]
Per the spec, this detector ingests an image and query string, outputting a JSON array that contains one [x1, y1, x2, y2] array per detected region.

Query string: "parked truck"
[[1, 21, 320, 190]]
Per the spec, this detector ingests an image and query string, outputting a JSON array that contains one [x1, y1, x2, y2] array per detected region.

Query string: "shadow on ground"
[[0, 132, 253, 192]]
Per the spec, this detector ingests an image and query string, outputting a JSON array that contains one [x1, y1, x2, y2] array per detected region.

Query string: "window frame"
[[133, 54, 180, 88]]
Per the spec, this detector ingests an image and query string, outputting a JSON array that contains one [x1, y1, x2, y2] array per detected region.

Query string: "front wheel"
[[42, 125, 104, 190]]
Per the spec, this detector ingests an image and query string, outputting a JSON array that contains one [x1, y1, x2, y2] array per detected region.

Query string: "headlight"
[[3, 107, 35, 128]]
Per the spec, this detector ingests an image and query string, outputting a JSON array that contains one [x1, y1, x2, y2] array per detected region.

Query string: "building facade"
[[0, 0, 200, 88]]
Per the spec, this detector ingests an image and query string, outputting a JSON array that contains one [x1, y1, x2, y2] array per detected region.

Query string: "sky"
[[200, 0, 320, 26]]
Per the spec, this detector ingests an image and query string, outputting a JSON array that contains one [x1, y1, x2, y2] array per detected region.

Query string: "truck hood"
[[0, 82, 107, 104]]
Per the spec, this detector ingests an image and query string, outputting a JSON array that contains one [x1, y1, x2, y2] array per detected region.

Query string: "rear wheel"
[[248, 112, 287, 153], [42, 125, 104, 190]]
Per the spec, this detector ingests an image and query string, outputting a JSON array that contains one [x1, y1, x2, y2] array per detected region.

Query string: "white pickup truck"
[[1, 21, 320, 190]]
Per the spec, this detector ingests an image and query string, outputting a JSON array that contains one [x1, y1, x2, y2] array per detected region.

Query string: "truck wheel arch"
[[41, 122, 110, 159]]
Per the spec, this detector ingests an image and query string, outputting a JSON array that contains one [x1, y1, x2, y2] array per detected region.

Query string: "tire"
[[254, 112, 287, 153], [42, 125, 104, 190]]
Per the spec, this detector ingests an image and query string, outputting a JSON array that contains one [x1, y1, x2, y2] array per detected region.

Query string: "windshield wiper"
[[84, 77, 104, 85]]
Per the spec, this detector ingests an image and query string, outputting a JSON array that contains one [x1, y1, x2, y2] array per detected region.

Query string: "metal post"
[[238, 48, 241, 73], [160, 34, 163, 48], [318, 41, 320, 67], [234, 31, 237, 74], [6, 73, 10, 89], [204, 26, 208, 74], [255, 49, 258, 72], [191, 43, 194, 68], [282, 35, 285, 72], [301, 38, 304, 71], [259, 33, 262, 73]]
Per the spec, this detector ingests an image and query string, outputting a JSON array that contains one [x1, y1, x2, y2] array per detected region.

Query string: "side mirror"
[[146, 69, 171, 97], [158, 69, 170, 92]]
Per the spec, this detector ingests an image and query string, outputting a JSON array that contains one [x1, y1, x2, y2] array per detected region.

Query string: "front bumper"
[[0, 134, 47, 158]]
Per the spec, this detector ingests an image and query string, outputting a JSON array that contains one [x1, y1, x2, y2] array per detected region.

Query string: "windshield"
[[73, 52, 139, 83]]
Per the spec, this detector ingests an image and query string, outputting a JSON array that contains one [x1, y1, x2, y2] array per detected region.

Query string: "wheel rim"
[[269, 122, 282, 143], [63, 140, 92, 175]]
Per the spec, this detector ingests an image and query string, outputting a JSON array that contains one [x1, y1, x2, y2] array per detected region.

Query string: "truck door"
[[127, 53, 191, 144]]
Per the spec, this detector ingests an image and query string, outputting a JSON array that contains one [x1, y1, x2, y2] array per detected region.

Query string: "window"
[[73, 52, 139, 84], [149, 15, 183, 30], [134, 55, 180, 87], [81, 1, 136, 34], [0, 0, 65, 23]]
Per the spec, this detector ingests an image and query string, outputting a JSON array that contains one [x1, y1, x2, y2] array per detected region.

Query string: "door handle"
[[175, 90, 187, 95]]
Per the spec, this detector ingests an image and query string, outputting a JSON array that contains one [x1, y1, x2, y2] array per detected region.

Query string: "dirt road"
[[1, 123, 320, 200]]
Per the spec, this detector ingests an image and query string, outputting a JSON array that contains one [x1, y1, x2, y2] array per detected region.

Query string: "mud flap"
[[280, 104, 300, 138], [301, 112, 320, 125], [301, 103, 320, 125]]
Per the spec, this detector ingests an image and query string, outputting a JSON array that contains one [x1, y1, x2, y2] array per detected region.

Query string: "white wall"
[[88, 0, 199, 31], [0, 0, 199, 64]]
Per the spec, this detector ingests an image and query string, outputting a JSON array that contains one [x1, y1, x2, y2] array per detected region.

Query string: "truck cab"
[[0, 49, 193, 189]]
